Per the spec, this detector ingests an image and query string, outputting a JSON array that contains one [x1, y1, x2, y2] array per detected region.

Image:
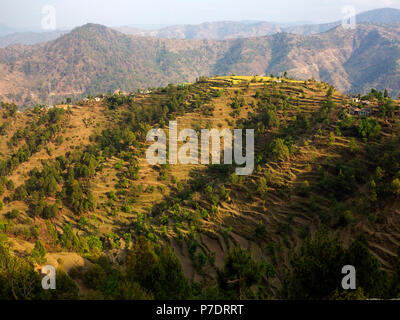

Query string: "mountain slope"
[[0, 31, 68, 48], [1, 76, 400, 299], [0, 24, 231, 106], [118, 21, 282, 39], [0, 23, 399, 106], [284, 7, 400, 35], [119, 8, 400, 39], [357, 7, 400, 23], [1, 8, 399, 48]]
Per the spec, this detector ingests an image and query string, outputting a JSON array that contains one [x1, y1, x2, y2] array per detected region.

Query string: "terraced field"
[[0, 75, 399, 299]]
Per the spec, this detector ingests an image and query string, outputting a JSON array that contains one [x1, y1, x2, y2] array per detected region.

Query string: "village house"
[[358, 108, 372, 117], [138, 89, 152, 94], [349, 107, 372, 117]]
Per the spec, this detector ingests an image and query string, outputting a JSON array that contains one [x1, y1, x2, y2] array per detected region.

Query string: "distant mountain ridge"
[[1, 7, 399, 48], [0, 31, 68, 48], [117, 8, 400, 39], [0, 22, 399, 106], [115, 21, 282, 40]]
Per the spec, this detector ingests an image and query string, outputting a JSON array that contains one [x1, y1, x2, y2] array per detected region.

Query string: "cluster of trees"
[[97, 127, 140, 157], [3, 226, 400, 300], [64, 179, 95, 215], [358, 118, 381, 140], [73, 152, 98, 179], [9, 148, 100, 216], [0, 102, 18, 118], [319, 99, 337, 123], [255, 89, 294, 112], [76, 238, 189, 299], [217, 247, 267, 299], [362, 88, 385, 102], [282, 229, 400, 299], [76, 237, 272, 300], [105, 93, 134, 110], [258, 109, 279, 132], [25, 163, 62, 198], [58, 223, 102, 257], [0, 107, 65, 177], [32, 201, 58, 219], [230, 96, 246, 110], [317, 159, 368, 200], [379, 98, 396, 118], [0, 237, 78, 300], [365, 138, 400, 203], [269, 138, 292, 162]]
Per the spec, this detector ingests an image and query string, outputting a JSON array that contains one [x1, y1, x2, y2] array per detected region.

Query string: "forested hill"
[[0, 22, 399, 107], [0, 76, 400, 299]]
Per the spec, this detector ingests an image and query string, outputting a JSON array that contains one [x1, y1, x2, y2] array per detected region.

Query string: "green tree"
[[283, 228, 346, 299], [85, 264, 106, 291], [257, 177, 268, 196], [349, 138, 359, 154], [0, 241, 43, 299], [153, 246, 190, 300], [326, 87, 334, 98], [384, 88, 389, 98], [345, 234, 388, 298], [283, 229, 388, 299], [391, 178, 400, 197], [41, 204, 58, 219], [358, 118, 381, 140], [114, 281, 153, 300], [31, 240, 47, 265], [50, 268, 79, 300], [125, 238, 189, 299], [270, 138, 290, 162], [261, 110, 279, 128], [6, 209, 19, 220], [217, 247, 265, 299]]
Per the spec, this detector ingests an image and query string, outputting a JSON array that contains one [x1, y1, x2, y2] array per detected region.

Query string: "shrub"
[[6, 209, 19, 220], [31, 240, 47, 264], [85, 264, 106, 290], [270, 138, 290, 162]]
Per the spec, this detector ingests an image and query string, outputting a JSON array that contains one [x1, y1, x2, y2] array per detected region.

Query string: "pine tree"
[[218, 247, 265, 299], [31, 240, 47, 265]]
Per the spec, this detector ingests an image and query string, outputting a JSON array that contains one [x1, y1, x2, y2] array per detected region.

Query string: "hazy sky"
[[1, 0, 400, 30]]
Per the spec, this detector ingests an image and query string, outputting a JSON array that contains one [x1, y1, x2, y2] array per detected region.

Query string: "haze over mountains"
[[0, 24, 16, 37], [116, 7, 400, 39], [0, 30, 68, 48], [1, 8, 399, 47], [0, 8, 399, 107]]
